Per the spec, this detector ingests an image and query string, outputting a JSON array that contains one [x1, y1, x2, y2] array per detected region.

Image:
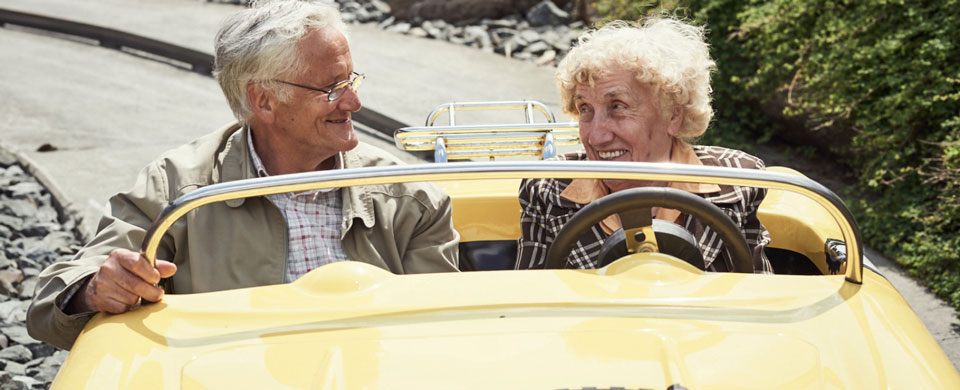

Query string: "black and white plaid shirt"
[[517, 146, 774, 273]]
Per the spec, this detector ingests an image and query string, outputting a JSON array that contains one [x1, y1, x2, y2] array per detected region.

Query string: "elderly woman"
[[517, 17, 773, 273]]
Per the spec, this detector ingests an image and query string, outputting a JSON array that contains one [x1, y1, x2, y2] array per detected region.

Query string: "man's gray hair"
[[214, 0, 349, 123]]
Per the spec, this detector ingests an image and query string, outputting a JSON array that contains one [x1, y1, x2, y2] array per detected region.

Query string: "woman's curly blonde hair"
[[557, 17, 716, 141]]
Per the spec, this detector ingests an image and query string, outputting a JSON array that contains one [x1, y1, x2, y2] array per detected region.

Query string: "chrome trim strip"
[[394, 123, 579, 149], [141, 161, 863, 283], [424, 100, 556, 126]]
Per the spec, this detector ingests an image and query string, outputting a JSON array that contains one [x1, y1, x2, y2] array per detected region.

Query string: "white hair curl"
[[557, 18, 716, 141]]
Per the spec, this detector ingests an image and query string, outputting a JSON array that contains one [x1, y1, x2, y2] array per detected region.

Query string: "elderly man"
[[517, 18, 773, 273], [28, 0, 459, 349]]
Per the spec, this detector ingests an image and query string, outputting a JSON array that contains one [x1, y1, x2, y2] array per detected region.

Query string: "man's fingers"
[[110, 267, 164, 302], [112, 249, 161, 285], [86, 249, 167, 313], [155, 260, 178, 279]]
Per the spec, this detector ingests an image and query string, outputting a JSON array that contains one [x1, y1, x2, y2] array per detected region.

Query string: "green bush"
[[593, 0, 960, 309]]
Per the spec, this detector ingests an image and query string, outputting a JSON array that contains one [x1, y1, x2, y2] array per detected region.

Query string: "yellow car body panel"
[[55, 258, 959, 389], [51, 164, 959, 389]]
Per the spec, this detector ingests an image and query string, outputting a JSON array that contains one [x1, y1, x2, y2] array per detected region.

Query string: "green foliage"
[[594, 0, 960, 310]]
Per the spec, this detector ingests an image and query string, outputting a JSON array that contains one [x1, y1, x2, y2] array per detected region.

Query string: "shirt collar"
[[559, 138, 722, 234], [246, 127, 342, 193]]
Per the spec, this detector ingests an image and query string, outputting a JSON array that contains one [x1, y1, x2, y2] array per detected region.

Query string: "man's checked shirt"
[[516, 144, 774, 273], [248, 134, 349, 282]]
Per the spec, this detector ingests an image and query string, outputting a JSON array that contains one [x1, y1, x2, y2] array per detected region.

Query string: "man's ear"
[[666, 105, 684, 137], [246, 83, 276, 124]]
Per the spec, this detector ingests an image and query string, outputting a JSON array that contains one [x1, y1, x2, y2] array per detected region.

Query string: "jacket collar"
[[215, 123, 376, 231], [340, 146, 376, 231], [216, 124, 258, 208]]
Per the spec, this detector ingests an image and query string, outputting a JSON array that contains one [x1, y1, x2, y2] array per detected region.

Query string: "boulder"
[[526, 0, 571, 27]]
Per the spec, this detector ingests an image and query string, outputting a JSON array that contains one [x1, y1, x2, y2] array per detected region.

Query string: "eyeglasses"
[[272, 72, 364, 101]]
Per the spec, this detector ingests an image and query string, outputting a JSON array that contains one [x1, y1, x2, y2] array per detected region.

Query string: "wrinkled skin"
[[574, 68, 683, 192]]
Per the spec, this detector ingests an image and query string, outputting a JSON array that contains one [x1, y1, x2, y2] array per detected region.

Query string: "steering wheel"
[[544, 187, 754, 272]]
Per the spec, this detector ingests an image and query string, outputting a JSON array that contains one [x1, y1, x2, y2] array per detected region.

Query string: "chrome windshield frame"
[[141, 161, 863, 284]]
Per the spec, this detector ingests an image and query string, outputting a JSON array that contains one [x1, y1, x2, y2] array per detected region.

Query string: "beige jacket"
[[28, 123, 459, 349]]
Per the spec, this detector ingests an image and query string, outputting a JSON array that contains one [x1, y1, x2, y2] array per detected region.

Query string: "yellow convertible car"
[[52, 103, 960, 389]]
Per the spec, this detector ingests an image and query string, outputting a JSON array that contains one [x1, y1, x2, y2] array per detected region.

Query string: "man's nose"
[[338, 86, 362, 112]]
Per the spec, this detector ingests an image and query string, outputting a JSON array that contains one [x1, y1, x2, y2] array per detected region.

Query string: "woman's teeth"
[[598, 150, 626, 159]]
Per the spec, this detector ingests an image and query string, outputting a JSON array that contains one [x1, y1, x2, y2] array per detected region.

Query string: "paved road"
[[2, 0, 958, 369]]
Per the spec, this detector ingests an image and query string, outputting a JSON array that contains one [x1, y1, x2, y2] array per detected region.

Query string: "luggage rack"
[[393, 101, 580, 162]]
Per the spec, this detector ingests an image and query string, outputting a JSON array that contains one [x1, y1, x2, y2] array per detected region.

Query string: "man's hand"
[[67, 249, 177, 314]]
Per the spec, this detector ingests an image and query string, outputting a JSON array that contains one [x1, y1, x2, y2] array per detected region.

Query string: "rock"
[[0, 374, 29, 390], [5, 183, 43, 199], [9, 376, 37, 390], [489, 27, 517, 46], [24, 344, 56, 361], [482, 15, 522, 29], [1, 165, 24, 178], [523, 40, 552, 55], [385, 22, 411, 33], [24, 237, 60, 264], [0, 199, 37, 220], [0, 327, 37, 346], [0, 215, 23, 232], [30, 364, 59, 384], [464, 26, 493, 51], [0, 252, 13, 269], [42, 351, 67, 368], [539, 29, 561, 47], [18, 277, 37, 300], [0, 334, 8, 349], [3, 360, 26, 376], [0, 346, 32, 364], [420, 20, 445, 39], [41, 232, 76, 254], [397, 0, 556, 24], [369, 0, 391, 15], [20, 222, 58, 239], [0, 150, 17, 167], [20, 268, 38, 279], [24, 358, 42, 369], [376, 15, 395, 29], [526, 0, 570, 27], [0, 270, 23, 296], [519, 29, 540, 44], [340, 1, 362, 12], [0, 301, 26, 322], [407, 27, 428, 38], [14, 258, 38, 273], [535, 49, 557, 65]]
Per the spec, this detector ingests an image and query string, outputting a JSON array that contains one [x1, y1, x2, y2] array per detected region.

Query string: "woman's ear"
[[666, 105, 684, 137], [246, 83, 276, 125]]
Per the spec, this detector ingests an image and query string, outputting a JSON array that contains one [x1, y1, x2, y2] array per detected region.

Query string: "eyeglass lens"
[[328, 73, 364, 101]]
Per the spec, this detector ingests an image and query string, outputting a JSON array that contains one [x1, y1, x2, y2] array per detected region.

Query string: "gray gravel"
[[0, 150, 80, 389], [215, 0, 583, 66]]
